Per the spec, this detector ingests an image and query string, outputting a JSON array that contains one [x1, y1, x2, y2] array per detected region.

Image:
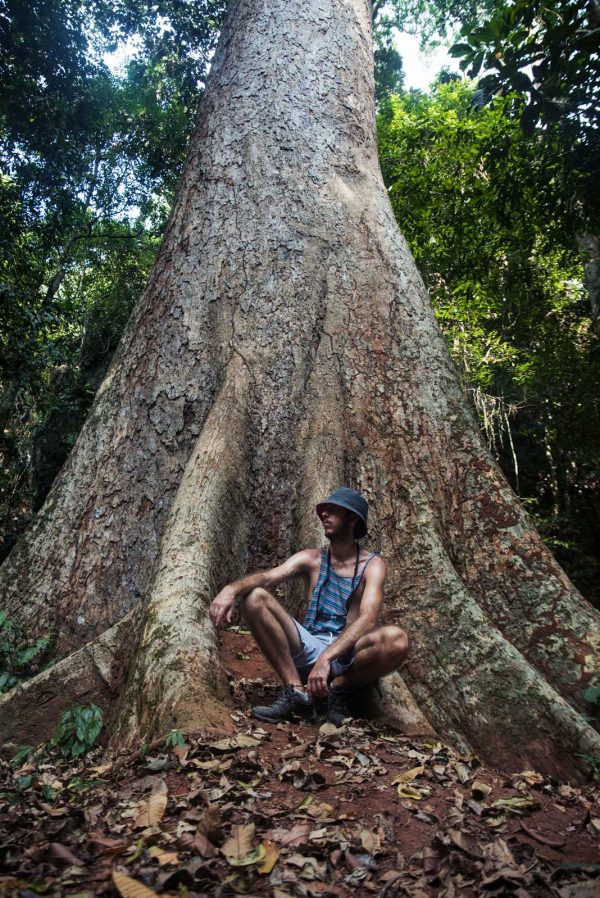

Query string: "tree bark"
[[0, 0, 598, 776]]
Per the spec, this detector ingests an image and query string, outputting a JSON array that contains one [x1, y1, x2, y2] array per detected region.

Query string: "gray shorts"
[[291, 619, 355, 683]]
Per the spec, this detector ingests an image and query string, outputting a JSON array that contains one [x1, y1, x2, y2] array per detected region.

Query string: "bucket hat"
[[316, 486, 368, 539]]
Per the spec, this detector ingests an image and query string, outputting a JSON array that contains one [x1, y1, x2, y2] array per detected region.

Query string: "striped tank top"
[[303, 546, 377, 635]]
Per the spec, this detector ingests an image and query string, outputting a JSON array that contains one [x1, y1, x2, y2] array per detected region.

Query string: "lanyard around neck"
[[326, 541, 360, 591]]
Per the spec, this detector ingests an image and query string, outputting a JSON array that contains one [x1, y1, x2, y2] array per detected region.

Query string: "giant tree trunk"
[[0, 0, 598, 776]]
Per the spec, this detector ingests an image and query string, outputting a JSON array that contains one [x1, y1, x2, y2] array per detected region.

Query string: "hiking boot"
[[327, 685, 353, 726], [251, 685, 316, 723]]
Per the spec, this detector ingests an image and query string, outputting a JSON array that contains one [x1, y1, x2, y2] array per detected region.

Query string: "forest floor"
[[0, 628, 599, 898]]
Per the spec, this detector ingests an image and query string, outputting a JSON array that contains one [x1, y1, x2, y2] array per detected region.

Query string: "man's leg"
[[331, 625, 408, 689], [242, 588, 317, 723], [241, 587, 304, 686]]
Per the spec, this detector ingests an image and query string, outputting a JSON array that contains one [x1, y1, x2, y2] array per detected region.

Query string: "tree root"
[[0, 613, 131, 756]]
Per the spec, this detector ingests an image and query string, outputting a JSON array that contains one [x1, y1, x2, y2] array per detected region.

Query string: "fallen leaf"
[[319, 722, 342, 736], [480, 866, 528, 888], [134, 786, 168, 829], [360, 829, 382, 854], [88, 835, 129, 857], [125, 838, 145, 864], [491, 796, 541, 814], [452, 761, 472, 784], [307, 801, 334, 819], [515, 769, 544, 787], [269, 822, 311, 847], [191, 757, 232, 771], [392, 766, 425, 785], [112, 870, 160, 898], [397, 784, 427, 800], [172, 745, 189, 765], [257, 840, 280, 874], [471, 781, 492, 800], [222, 823, 265, 866], [196, 805, 222, 843], [38, 803, 70, 817], [48, 843, 84, 866], [447, 827, 483, 859], [208, 734, 262, 751], [147, 846, 179, 866], [282, 742, 311, 760]]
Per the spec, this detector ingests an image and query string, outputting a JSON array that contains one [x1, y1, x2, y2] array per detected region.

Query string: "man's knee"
[[241, 587, 272, 620], [373, 625, 408, 665]]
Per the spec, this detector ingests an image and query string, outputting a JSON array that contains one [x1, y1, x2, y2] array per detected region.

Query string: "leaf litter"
[[1, 638, 599, 898]]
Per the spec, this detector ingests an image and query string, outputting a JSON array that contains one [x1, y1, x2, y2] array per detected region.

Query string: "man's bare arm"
[[209, 549, 316, 628], [306, 557, 386, 698]]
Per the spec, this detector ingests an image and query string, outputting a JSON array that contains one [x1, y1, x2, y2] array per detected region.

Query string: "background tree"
[[0, 0, 598, 779], [0, 0, 224, 557], [377, 80, 600, 606]]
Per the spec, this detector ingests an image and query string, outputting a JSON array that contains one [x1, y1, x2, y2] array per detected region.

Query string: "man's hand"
[[209, 585, 237, 629], [307, 657, 331, 700]]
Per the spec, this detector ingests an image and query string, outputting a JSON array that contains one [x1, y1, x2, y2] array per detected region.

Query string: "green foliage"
[[449, 0, 599, 224], [378, 81, 600, 604], [50, 703, 103, 759], [166, 729, 186, 749], [450, 0, 599, 131], [584, 686, 600, 707], [578, 753, 600, 782], [10, 745, 36, 767], [0, 1, 223, 558], [0, 611, 52, 692], [373, 0, 497, 44], [373, 16, 405, 102]]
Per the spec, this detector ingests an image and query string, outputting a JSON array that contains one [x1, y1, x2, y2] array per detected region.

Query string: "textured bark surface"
[[0, 0, 598, 774]]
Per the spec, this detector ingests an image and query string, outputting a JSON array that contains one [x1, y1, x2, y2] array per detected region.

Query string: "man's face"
[[318, 503, 355, 539]]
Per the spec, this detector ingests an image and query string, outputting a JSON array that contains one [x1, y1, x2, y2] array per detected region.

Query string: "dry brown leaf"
[[197, 805, 222, 843], [38, 803, 69, 817], [172, 745, 189, 765], [392, 765, 425, 785], [112, 870, 160, 898], [222, 823, 265, 866], [257, 840, 280, 874], [282, 741, 311, 760], [270, 822, 311, 847], [471, 781, 492, 800], [452, 761, 472, 784], [194, 832, 218, 858], [48, 842, 84, 866], [191, 757, 232, 771], [516, 769, 544, 787], [360, 828, 382, 854], [379, 869, 403, 882], [133, 789, 167, 829], [147, 846, 179, 866], [447, 827, 483, 859], [492, 796, 541, 814], [208, 734, 262, 751], [306, 801, 334, 819], [422, 845, 441, 874], [88, 835, 129, 857]]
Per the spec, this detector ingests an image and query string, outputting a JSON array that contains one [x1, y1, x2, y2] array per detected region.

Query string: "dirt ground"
[[0, 628, 598, 898]]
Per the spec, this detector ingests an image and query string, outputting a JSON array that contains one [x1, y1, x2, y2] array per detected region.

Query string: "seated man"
[[209, 487, 408, 725]]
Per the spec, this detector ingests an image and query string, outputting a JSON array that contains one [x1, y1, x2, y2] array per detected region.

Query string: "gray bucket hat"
[[316, 486, 369, 539]]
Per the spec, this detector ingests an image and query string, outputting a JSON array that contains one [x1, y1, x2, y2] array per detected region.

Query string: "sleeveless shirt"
[[303, 546, 377, 635]]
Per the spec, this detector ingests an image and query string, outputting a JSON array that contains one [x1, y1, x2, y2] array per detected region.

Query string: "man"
[[209, 487, 408, 725]]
